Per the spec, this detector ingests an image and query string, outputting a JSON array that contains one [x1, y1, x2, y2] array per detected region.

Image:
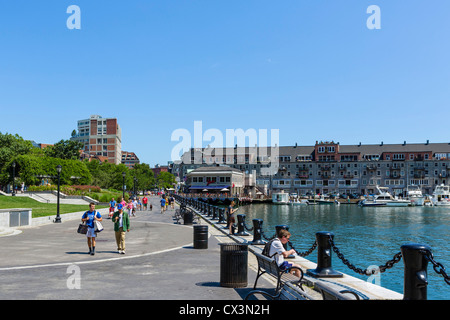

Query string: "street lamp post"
[[54, 165, 62, 223], [122, 172, 126, 199], [11, 162, 16, 196], [133, 177, 137, 198]]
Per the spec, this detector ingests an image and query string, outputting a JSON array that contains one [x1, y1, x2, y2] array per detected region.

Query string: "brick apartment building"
[[71, 115, 122, 165]]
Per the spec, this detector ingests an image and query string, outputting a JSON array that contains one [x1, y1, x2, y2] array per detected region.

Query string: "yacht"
[[431, 184, 450, 206], [359, 186, 411, 207], [289, 199, 310, 205], [272, 192, 289, 204], [406, 185, 425, 206]]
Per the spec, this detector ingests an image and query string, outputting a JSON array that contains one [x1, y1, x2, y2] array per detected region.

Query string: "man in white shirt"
[[268, 229, 303, 278]]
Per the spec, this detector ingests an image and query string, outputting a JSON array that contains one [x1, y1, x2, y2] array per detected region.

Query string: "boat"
[[431, 184, 450, 206], [272, 192, 290, 204], [359, 186, 411, 207], [289, 199, 310, 205], [406, 185, 425, 206]]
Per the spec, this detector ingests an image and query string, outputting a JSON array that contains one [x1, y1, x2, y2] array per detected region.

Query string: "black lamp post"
[[133, 177, 137, 198], [11, 162, 16, 196], [54, 165, 62, 223], [122, 172, 126, 199]]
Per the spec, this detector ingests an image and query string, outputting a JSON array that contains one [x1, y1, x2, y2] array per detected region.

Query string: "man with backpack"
[[266, 229, 303, 278]]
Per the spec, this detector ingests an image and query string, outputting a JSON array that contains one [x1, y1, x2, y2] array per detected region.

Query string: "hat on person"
[[117, 204, 123, 210]]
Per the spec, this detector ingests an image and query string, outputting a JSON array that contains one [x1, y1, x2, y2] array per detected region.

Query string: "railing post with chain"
[[235, 214, 250, 236], [307, 231, 343, 278], [250, 219, 266, 245], [401, 243, 431, 300]]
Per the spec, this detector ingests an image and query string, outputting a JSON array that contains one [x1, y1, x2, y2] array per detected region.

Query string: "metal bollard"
[[401, 243, 431, 300], [212, 206, 218, 220], [235, 214, 250, 236], [250, 219, 266, 245], [307, 231, 343, 278], [218, 208, 227, 224]]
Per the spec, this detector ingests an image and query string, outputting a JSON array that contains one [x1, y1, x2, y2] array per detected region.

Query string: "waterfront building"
[[172, 140, 450, 197], [71, 115, 122, 165], [185, 166, 249, 196]]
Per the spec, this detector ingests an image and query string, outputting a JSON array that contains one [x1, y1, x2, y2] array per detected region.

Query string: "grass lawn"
[[0, 196, 107, 218]]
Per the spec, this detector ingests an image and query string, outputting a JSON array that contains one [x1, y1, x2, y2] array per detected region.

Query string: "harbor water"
[[239, 202, 450, 300]]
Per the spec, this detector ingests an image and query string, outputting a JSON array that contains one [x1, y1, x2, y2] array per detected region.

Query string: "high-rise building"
[[71, 115, 122, 165]]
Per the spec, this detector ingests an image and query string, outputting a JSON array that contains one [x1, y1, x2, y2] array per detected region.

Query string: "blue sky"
[[1, 1, 449, 166]]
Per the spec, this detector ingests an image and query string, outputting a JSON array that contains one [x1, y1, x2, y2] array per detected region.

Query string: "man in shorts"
[[81, 202, 103, 256], [109, 197, 117, 218], [268, 229, 302, 278], [160, 197, 166, 214]]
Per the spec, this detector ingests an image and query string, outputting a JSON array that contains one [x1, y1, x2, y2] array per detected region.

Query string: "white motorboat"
[[406, 185, 425, 206], [431, 184, 450, 206], [359, 186, 411, 207], [272, 192, 290, 204], [289, 199, 310, 205]]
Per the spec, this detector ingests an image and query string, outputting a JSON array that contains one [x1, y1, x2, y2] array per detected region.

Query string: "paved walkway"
[[0, 196, 274, 300]]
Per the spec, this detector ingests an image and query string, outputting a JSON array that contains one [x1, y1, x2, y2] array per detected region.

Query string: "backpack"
[[262, 238, 277, 258]]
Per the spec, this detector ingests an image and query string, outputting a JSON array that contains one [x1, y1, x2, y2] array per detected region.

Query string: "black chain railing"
[[423, 250, 450, 285], [328, 236, 403, 276], [288, 240, 317, 258]]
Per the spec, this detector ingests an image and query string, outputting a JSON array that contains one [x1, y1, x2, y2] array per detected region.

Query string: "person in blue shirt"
[[109, 197, 117, 218], [81, 202, 103, 255], [160, 197, 166, 214]]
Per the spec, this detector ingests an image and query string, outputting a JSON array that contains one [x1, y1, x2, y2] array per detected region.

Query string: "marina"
[[236, 201, 450, 300]]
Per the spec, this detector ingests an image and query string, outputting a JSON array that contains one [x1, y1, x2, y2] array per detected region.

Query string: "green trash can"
[[219, 243, 248, 288]]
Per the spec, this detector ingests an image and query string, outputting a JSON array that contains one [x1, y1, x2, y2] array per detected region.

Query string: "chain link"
[[288, 240, 317, 257], [422, 250, 450, 285], [328, 236, 402, 276]]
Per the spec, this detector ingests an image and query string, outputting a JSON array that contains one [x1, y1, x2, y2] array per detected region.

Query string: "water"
[[238, 203, 450, 300]]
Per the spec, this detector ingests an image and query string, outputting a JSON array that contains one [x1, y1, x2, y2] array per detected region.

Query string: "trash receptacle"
[[219, 243, 248, 288], [184, 209, 193, 225], [193, 225, 208, 249]]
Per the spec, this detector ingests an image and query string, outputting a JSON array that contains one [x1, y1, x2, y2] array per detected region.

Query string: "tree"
[[44, 139, 83, 160], [156, 171, 176, 189], [0, 132, 34, 170]]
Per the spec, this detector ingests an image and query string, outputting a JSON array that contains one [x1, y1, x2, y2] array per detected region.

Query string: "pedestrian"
[[127, 199, 134, 217], [170, 195, 175, 209], [268, 229, 303, 278], [160, 196, 166, 214], [109, 197, 117, 218], [132, 198, 138, 215], [142, 195, 148, 210], [112, 204, 130, 254], [227, 201, 238, 234], [81, 202, 103, 256]]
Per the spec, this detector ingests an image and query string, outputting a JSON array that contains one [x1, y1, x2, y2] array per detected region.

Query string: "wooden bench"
[[252, 250, 304, 293], [245, 281, 314, 301]]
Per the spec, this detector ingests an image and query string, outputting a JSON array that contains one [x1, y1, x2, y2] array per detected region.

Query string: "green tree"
[[44, 139, 84, 160], [156, 171, 176, 189], [0, 132, 34, 170]]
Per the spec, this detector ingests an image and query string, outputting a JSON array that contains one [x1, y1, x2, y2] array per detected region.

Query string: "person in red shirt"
[[142, 196, 148, 210]]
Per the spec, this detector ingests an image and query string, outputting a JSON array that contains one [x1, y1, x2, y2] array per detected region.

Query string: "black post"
[[235, 214, 250, 236], [307, 231, 342, 278], [218, 208, 227, 224], [401, 243, 431, 300], [122, 172, 126, 199], [11, 162, 16, 196], [54, 165, 62, 223], [250, 219, 266, 245]]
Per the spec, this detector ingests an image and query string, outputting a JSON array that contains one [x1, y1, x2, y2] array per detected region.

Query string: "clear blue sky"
[[1, 1, 449, 166]]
